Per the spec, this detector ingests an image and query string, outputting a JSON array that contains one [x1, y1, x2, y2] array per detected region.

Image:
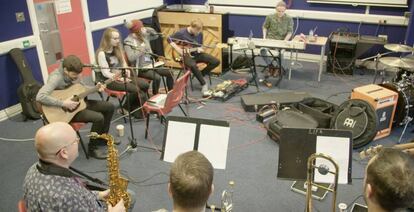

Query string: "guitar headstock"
[[216, 43, 229, 49], [359, 145, 383, 160]]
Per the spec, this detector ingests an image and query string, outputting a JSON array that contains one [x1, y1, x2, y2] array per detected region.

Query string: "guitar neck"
[[77, 77, 113, 99]]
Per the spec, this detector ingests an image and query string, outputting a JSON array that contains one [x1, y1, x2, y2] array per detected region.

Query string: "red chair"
[[104, 88, 127, 123], [18, 200, 26, 212], [143, 71, 191, 138]]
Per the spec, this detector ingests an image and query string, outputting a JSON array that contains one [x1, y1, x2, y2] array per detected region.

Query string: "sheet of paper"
[[197, 124, 230, 169], [315, 136, 351, 184], [162, 121, 197, 163], [55, 0, 72, 14]]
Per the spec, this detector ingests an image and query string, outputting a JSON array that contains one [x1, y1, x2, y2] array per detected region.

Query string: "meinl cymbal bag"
[[331, 99, 377, 149]]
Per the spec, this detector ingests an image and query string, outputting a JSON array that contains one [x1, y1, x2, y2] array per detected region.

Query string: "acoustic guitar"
[[41, 77, 114, 123], [171, 42, 228, 62], [359, 141, 414, 159]]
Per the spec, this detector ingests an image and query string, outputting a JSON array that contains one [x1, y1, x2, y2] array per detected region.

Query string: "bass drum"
[[380, 82, 414, 126]]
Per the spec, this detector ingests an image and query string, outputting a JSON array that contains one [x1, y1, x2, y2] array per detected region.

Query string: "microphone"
[[83, 64, 101, 69], [149, 32, 164, 37]]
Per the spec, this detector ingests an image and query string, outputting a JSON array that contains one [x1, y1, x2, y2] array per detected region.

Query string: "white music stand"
[[161, 116, 230, 169]]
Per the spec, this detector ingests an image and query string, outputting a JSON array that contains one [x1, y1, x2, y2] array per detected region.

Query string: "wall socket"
[[16, 12, 25, 22], [378, 34, 388, 41]]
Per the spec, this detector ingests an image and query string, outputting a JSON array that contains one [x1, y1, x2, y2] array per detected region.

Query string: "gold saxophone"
[[90, 132, 131, 208]]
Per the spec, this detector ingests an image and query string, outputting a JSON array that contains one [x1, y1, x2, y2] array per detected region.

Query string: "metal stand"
[[398, 117, 413, 144]]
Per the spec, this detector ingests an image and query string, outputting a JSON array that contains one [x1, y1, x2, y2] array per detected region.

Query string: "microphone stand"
[[169, 38, 208, 105], [93, 66, 161, 154]]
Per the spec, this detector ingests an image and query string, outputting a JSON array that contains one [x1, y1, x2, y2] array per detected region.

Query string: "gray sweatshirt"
[[124, 27, 159, 68], [36, 66, 81, 107]]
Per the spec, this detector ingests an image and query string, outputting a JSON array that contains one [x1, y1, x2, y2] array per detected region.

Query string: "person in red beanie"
[[124, 19, 174, 95]]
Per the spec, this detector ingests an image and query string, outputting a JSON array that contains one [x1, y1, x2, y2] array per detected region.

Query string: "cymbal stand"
[[398, 117, 413, 144]]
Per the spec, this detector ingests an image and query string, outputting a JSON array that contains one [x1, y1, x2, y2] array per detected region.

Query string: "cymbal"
[[379, 57, 414, 68], [384, 44, 414, 52], [405, 54, 414, 61]]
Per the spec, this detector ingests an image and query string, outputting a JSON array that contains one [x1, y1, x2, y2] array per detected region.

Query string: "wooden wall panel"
[[158, 11, 224, 74]]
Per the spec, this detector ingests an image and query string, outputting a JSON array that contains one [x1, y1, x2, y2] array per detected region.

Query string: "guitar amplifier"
[[351, 84, 398, 140]]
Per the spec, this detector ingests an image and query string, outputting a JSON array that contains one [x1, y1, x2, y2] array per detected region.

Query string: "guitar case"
[[296, 97, 338, 128], [9, 48, 42, 120], [330, 99, 377, 149], [267, 108, 319, 143]]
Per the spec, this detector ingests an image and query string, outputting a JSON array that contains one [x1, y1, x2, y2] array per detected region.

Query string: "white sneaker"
[[201, 84, 208, 93], [201, 84, 210, 97]]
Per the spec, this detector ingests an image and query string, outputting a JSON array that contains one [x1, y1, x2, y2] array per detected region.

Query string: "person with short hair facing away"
[[155, 151, 214, 212], [96, 27, 148, 119], [124, 19, 174, 95], [260, 1, 294, 87], [364, 148, 414, 212], [168, 19, 220, 96], [23, 122, 127, 212], [36, 55, 115, 160]]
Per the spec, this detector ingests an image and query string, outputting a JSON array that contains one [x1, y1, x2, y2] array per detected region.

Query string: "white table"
[[291, 35, 328, 82]]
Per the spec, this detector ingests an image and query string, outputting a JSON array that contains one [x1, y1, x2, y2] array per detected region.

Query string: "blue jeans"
[[260, 48, 279, 67]]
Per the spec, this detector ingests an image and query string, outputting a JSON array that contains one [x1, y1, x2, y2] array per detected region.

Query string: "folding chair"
[[142, 71, 191, 138]]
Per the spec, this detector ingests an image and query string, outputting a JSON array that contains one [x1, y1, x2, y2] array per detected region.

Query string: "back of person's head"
[[190, 19, 203, 30], [365, 148, 414, 211], [62, 55, 83, 73], [170, 151, 214, 210]]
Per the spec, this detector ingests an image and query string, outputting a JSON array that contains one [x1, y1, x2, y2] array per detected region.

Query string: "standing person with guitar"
[[168, 19, 220, 96], [124, 19, 174, 95], [95, 27, 148, 119], [36, 55, 115, 160]]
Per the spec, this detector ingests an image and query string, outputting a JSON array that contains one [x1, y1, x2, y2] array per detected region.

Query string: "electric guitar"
[[359, 141, 414, 159], [171, 42, 228, 62], [40, 77, 114, 123]]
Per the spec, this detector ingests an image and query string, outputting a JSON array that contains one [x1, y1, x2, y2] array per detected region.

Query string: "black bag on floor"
[[231, 55, 252, 70], [9, 48, 42, 120], [331, 99, 377, 149], [267, 109, 318, 143], [296, 97, 338, 128]]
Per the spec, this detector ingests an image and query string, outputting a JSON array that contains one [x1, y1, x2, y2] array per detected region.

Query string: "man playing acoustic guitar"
[[36, 55, 114, 160], [168, 19, 220, 96]]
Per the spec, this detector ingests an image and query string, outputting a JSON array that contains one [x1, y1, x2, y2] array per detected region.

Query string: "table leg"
[[319, 44, 325, 82]]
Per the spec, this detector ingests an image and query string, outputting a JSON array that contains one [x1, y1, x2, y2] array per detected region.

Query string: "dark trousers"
[[106, 78, 148, 111], [138, 69, 174, 95], [71, 99, 114, 147], [183, 53, 220, 85]]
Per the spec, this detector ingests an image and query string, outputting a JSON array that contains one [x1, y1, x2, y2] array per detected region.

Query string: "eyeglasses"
[[55, 137, 80, 156]]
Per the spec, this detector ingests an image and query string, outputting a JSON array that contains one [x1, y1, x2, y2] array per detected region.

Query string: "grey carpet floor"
[[1, 61, 413, 212]]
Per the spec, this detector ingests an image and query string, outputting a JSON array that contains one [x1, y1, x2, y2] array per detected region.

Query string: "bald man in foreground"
[[23, 122, 125, 211]]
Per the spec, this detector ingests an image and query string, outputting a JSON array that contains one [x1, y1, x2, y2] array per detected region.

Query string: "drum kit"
[[376, 43, 414, 142]]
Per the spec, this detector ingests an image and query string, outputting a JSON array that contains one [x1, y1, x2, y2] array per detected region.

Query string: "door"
[[34, 1, 63, 73], [33, 0, 91, 75]]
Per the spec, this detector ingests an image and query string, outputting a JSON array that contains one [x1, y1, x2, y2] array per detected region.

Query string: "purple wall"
[[405, 3, 414, 45], [0, 0, 33, 42], [1, 2, 42, 110]]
